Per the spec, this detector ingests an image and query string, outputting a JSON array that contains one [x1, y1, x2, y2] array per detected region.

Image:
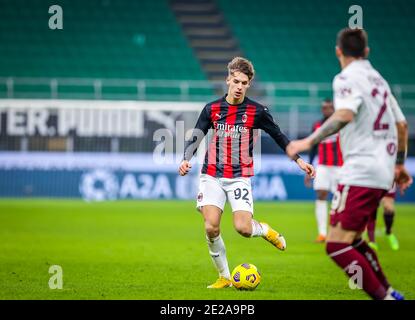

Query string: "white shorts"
[[313, 165, 341, 194], [196, 174, 254, 214]]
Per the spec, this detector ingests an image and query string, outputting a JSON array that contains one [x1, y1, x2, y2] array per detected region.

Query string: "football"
[[231, 263, 261, 290]]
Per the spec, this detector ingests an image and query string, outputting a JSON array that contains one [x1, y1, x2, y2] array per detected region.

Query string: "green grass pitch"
[[0, 199, 414, 300]]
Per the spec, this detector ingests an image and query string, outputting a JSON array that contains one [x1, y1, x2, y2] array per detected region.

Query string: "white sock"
[[250, 220, 268, 237], [206, 234, 230, 279], [315, 200, 328, 236]]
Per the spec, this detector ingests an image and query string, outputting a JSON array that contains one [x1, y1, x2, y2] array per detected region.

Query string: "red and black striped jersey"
[[184, 95, 296, 178], [309, 118, 343, 167]]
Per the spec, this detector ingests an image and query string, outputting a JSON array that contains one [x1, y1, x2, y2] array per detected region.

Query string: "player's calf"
[[326, 241, 388, 300]]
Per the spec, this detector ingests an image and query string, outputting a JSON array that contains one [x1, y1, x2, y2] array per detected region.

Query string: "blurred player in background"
[[179, 57, 315, 289], [366, 185, 400, 251], [287, 28, 412, 300], [305, 98, 343, 243]]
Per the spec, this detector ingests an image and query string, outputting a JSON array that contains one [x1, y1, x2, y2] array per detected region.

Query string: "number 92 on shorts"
[[196, 174, 254, 214]]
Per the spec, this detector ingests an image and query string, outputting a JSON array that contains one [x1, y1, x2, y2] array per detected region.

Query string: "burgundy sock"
[[326, 242, 387, 300], [383, 211, 394, 235], [352, 239, 390, 289], [367, 218, 376, 243]]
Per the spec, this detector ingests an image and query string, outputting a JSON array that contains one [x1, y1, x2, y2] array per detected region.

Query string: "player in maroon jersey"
[[178, 57, 315, 289], [287, 28, 411, 300], [305, 99, 343, 243]]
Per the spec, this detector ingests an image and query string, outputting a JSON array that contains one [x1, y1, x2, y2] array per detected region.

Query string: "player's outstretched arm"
[[286, 109, 354, 157], [256, 107, 315, 177]]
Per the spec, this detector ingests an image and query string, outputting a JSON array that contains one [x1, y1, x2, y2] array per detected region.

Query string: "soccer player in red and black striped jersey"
[[305, 99, 343, 243], [178, 57, 315, 289]]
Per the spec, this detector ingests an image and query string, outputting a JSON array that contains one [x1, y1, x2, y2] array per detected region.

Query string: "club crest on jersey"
[[387, 142, 397, 155], [197, 192, 203, 202], [242, 113, 248, 123]]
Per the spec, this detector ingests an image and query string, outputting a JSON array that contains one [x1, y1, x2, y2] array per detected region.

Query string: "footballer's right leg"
[[313, 166, 331, 243], [315, 189, 329, 243], [196, 174, 231, 289], [201, 205, 232, 289]]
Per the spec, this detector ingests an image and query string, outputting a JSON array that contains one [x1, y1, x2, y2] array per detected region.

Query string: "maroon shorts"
[[330, 184, 387, 233]]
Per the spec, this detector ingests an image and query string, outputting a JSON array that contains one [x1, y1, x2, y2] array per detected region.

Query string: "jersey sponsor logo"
[[213, 121, 248, 138], [387, 142, 397, 155]]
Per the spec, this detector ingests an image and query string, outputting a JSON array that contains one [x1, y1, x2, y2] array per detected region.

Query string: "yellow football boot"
[[207, 276, 232, 289], [261, 223, 287, 251]]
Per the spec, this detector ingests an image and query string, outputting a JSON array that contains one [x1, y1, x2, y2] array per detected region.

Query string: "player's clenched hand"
[[304, 174, 312, 188], [395, 164, 413, 194], [286, 138, 312, 159], [296, 158, 316, 178], [178, 160, 192, 176]]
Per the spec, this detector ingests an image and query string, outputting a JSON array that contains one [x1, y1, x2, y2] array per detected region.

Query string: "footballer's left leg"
[[366, 210, 378, 251], [382, 196, 399, 250], [233, 211, 286, 250], [227, 177, 286, 250]]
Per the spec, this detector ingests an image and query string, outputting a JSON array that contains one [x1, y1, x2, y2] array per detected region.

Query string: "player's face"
[[226, 71, 251, 103], [321, 102, 334, 118]]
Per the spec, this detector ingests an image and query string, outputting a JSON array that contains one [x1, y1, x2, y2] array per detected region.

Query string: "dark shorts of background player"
[[330, 184, 387, 233], [385, 183, 396, 199]]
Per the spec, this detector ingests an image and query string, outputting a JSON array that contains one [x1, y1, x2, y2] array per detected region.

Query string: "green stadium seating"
[[218, 0, 415, 84], [0, 0, 206, 81]]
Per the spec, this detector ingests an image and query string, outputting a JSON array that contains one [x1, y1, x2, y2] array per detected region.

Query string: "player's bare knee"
[[317, 190, 328, 200], [234, 223, 252, 238], [205, 224, 220, 238], [383, 198, 395, 213]]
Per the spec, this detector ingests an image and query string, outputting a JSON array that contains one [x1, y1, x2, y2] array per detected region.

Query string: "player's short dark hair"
[[228, 57, 255, 81], [336, 28, 368, 58], [323, 98, 333, 104]]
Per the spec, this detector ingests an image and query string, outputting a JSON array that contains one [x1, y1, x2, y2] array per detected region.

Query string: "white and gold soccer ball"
[[231, 263, 261, 290]]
